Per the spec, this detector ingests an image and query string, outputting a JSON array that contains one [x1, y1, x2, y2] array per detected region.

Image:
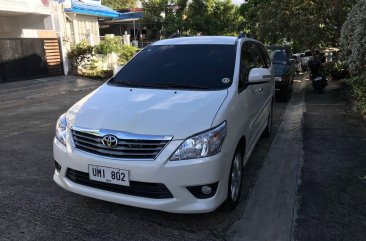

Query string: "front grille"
[[72, 130, 169, 159], [66, 168, 174, 199]]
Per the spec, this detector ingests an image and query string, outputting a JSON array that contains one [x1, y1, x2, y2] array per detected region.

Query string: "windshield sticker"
[[222, 78, 230, 84]]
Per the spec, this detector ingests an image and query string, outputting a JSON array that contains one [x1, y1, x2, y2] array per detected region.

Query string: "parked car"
[[292, 53, 302, 73], [267, 45, 296, 100], [301, 50, 313, 71], [53, 36, 275, 213]]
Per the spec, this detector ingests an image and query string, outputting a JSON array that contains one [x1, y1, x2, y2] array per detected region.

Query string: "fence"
[[0, 38, 63, 83]]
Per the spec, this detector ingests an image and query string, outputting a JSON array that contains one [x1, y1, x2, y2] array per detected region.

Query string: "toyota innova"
[[53, 36, 275, 213]]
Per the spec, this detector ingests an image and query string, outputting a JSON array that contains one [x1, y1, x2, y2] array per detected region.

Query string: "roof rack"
[[238, 32, 255, 39], [168, 33, 192, 39]]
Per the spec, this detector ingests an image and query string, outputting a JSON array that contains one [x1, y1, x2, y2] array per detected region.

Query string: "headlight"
[[170, 122, 227, 161], [56, 113, 67, 146], [275, 77, 282, 82]]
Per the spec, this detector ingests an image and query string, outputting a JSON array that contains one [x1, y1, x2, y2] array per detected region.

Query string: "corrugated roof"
[[117, 11, 144, 20], [65, 0, 120, 18]]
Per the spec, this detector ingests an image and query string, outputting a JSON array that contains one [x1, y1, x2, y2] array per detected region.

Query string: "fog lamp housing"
[[187, 182, 219, 199]]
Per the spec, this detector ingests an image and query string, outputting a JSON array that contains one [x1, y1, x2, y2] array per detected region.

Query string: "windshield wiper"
[[143, 83, 211, 90], [109, 80, 211, 90], [109, 79, 133, 87]]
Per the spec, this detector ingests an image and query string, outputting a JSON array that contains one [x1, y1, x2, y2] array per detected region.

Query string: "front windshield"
[[110, 44, 236, 90]]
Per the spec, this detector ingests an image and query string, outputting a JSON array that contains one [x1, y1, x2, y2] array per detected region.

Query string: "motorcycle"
[[308, 57, 327, 93], [310, 73, 327, 93]]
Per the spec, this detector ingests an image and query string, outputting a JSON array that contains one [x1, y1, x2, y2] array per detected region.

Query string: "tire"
[[262, 102, 273, 138], [226, 149, 243, 210]]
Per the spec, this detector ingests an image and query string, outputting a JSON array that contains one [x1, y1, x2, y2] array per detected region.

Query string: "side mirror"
[[248, 68, 272, 84]]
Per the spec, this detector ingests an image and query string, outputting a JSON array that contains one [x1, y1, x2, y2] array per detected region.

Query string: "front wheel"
[[262, 102, 273, 138], [226, 150, 243, 209]]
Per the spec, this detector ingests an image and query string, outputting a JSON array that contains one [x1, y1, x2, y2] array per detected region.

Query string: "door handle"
[[257, 88, 263, 92]]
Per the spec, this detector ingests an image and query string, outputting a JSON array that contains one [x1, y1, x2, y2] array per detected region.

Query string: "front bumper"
[[53, 134, 232, 213]]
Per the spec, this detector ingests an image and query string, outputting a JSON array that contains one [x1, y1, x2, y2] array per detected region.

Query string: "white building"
[[0, 0, 119, 81], [0, 0, 62, 83], [0, 0, 56, 38], [53, 0, 119, 74]]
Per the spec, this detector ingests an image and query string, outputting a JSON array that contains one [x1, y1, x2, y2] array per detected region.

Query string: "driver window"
[[239, 43, 255, 92]]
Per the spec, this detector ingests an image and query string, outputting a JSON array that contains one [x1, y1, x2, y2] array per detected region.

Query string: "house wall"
[[0, 0, 53, 38], [72, 14, 100, 46], [0, 0, 51, 15], [100, 21, 151, 42], [53, 7, 101, 75], [0, 14, 53, 38]]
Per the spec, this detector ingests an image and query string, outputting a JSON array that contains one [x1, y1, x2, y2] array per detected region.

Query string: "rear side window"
[[304, 51, 312, 57], [260, 45, 272, 68], [239, 43, 255, 91], [251, 43, 266, 68], [260, 45, 271, 68]]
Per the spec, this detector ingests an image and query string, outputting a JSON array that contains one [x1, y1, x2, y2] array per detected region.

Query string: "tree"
[[239, 0, 357, 51], [141, 0, 167, 39], [142, 0, 242, 39], [340, 0, 366, 76], [102, 0, 137, 10], [186, 0, 243, 35]]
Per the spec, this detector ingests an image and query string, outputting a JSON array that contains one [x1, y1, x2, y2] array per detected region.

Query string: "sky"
[[232, 0, 245, 5]]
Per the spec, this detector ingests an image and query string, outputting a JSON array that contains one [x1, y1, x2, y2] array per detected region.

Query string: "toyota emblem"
[[102, 135, 118, 148]]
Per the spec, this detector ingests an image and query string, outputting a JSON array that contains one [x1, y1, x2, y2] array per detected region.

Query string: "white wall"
[[0, 16, 21, 37], [73, 14, 100, 45], [0, 0, 51, 15], [0, 14, 52, 38]]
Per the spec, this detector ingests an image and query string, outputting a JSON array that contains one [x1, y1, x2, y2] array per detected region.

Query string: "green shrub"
[[82, 70, 114, 80], [345, 75, 366, 115], [95, 36, 123, 54], [67, 40, 94, 73], [324, 60, 350, 80], [118, 45, 139, 64], [340, 0, 366, 76]]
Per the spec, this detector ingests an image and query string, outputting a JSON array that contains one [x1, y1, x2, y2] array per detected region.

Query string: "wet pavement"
[[0, 76, 288, 241]]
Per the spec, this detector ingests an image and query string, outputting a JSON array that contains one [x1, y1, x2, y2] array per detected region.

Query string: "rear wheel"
[[226, 149, 243, 209]]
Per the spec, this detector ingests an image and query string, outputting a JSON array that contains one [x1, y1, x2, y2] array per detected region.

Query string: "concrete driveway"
[[3, 74, 363, 241]]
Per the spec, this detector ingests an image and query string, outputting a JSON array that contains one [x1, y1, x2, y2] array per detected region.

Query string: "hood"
[[67, 84, 228, 140]]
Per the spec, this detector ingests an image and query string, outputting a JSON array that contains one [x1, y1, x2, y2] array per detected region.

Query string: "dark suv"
[[267, 45, 296, 100]]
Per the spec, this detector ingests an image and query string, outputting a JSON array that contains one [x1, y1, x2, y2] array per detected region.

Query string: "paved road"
[[294, 77, 366, 240], [0, 76, 288, 241], [234, 72, 306, 241]]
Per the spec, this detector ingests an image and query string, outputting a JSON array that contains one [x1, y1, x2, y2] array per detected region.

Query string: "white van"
[[53, 36, 275, 213]]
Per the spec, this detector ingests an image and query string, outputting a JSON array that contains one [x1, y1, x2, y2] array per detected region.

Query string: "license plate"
[[88, 165, 130, 186], [314, 77, 322, 81]]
